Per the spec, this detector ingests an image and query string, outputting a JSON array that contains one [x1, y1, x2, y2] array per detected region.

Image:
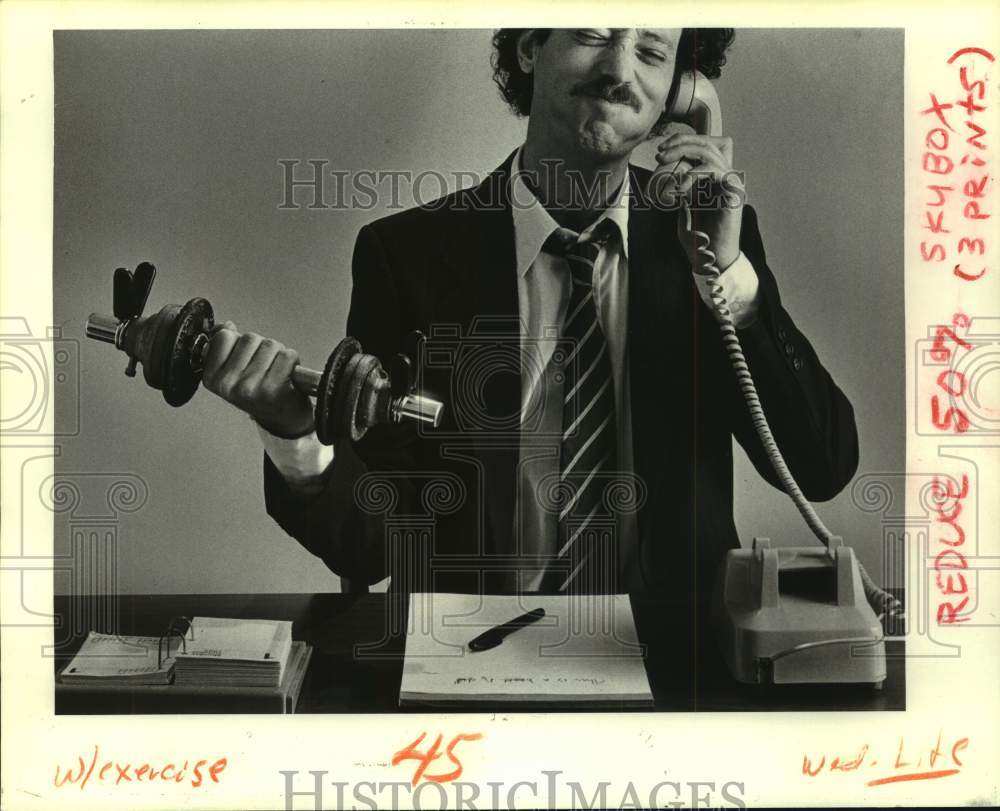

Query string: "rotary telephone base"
[[712, 538, 886, 687]]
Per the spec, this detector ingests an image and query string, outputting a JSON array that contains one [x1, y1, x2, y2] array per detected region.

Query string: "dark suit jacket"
[[263, 152, 859, 600]]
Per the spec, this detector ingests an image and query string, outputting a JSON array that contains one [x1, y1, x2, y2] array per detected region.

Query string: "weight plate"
[[163, 298, 214, 407], [144, 304, 182, 391], [315, 337, 361, 445], [332, 352, 377, 445], [351, 356, 385, 443]]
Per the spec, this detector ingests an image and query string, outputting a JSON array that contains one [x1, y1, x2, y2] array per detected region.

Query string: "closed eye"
[[574, 29, 610, 45]]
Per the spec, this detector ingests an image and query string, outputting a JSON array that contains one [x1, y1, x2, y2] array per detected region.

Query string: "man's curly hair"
[[491, 28, 735, 137]]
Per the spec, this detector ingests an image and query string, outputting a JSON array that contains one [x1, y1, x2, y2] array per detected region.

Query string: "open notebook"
[[399, 593, 653, 706]]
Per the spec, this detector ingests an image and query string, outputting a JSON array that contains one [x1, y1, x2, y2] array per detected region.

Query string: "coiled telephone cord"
[[686, 203, 904, 622]]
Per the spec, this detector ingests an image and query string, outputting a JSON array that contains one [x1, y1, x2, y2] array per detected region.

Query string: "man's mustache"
[[571, 79, 641, 111]]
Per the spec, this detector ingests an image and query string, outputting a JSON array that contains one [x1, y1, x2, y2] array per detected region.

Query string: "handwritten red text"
[[391, 731, 483, 786], [802, 731, 969, 787], [54, 745, 227, 790]]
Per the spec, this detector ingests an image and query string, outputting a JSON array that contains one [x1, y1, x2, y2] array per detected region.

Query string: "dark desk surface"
[[53, 593, 904, 713]]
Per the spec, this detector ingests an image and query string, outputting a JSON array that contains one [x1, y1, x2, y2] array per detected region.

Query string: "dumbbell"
[[85, 262, 442, 444]]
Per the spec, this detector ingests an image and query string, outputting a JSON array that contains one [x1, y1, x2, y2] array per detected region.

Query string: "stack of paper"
[[173, 617, 293, 688], [60, 633, 175, 686], [400, 593, 653, 706]]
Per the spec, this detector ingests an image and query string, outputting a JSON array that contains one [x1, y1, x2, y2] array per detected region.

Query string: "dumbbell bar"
[[87, 284, 442, 445]]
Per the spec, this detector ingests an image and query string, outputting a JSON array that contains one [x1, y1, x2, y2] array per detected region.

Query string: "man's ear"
[[516, 29, 541, 74]]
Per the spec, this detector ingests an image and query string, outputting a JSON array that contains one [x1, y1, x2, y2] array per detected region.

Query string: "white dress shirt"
[[508, 146, 634, 590]]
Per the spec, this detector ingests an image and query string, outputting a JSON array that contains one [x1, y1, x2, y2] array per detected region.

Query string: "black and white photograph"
[[2, 3, 998, 809], [48, 25, 905, 716]]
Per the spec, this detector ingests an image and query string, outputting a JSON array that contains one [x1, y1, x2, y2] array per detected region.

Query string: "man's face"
[[522, 28, 681, 160]]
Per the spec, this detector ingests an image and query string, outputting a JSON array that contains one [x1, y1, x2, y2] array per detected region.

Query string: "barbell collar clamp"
[[392, 393, 443, 428]]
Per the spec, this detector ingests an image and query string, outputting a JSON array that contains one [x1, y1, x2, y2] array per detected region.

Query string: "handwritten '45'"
[[392, 732, 483, 786]]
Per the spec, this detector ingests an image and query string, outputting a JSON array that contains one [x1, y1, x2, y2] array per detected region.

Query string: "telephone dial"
[[652, 71, 902, 687]]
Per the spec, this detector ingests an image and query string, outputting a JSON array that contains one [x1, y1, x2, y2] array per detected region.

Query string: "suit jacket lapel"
[[626, 166, 688, 553], [626, 164, 685, 366], [438, 151, 519, 329], [437, 153, 521, 561]]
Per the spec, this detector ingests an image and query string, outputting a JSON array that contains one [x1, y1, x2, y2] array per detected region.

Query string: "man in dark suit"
[[203, 28, 858, 600]]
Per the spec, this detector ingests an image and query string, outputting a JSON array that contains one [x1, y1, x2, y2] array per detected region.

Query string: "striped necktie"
[[544, 220, 619, 594]]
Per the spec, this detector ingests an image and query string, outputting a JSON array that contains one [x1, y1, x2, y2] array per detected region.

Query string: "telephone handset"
[[647, 72, 901, 683], [663, 69, 724, 154], [667, 69, 723, 137], [645, 70, 723, 213]]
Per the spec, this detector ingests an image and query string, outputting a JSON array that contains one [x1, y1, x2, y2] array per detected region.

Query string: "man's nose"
[[594, 39, 635, 85]]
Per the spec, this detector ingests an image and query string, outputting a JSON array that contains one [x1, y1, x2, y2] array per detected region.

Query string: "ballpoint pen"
[[467, 608, 546, 652]]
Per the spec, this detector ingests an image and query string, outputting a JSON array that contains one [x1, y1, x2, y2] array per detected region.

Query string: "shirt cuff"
[[256, 423, 334, 494], [692, 251, 761, 329]]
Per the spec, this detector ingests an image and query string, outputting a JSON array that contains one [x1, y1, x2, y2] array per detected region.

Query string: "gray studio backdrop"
[[54, 29, 903, 595]]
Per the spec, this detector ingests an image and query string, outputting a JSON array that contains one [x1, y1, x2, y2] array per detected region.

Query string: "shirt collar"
[[510, 145, 630, 278]]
